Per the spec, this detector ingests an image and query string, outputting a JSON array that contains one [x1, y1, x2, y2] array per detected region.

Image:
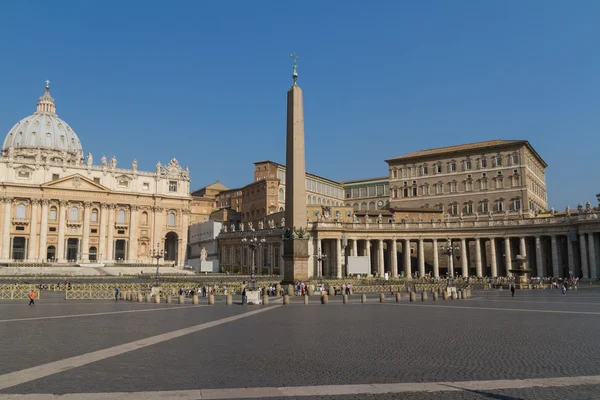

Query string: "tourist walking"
[[510, 284, 515, 297], [114, 287, 119, 302], [28, 290, 36, 306], [562, 283, 567, 296]]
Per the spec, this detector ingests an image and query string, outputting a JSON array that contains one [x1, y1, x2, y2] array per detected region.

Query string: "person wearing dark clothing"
[[115, 287, 120, 302], [510, 285, 515, 297]]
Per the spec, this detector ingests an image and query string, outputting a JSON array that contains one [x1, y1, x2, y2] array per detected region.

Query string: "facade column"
[[2, 198, 13, 260], [180, 210, 189, 267], [567, 236, 575, 277], [579, 234, 589, 278], [128, 205, 138, 262], [535, 236, 544, 277], [474, 238, 482, 277], [504, 237, 512, 276], [377, 239, 384, 277], [490, 238, 498, 277], [418, 239, 425, 278], [391, 239, 398, 278], [365, 240, 371, 274], [38, 199, 49, 261], [56, 200, 67, 262], [352, 238, 358, 257], [81, 201, 92, 262], [317, 239, 323, 276], [519, 237, 528, 270], [98, 203, 107, 262], [268, 243, 273, 275], [404, 239, 411, 279], [28, 199, 40, 261], [460, 238, 468, 277], [550, 236, 559, 277], [106, 204, 115, 262], [588, 233, 597, 279], [336, 238, 343, 279], [432, 238, 439, 278], [279, 241, 284, 273]]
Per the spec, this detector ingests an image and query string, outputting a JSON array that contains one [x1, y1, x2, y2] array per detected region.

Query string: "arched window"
[[353, 203, 359, 211], [70, 206, 79, 221], [368, 201, 376, 211], [168, 212, 176, 226], [278, 188, 284, 201], [142, 211, 149, 225], [49, 206, 57, 220], [47, 245, 56, 261], [117, 209, 125, 223], [279, 207, 284, 212], [360, 202, 367, 211], [16, 204, 26, 219], [91, 209, 98, 222]]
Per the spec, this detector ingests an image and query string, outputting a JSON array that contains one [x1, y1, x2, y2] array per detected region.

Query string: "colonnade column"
[[489, 238, 498, 277], [365, 240, 371, 274], [403, 239, 411, 279], [418, 239, 425, 278], [432, 238, 439, 278], [378, 239, 384, 277], [588, 233, 597, 279], [579, 234, 589, 278], [128, 205, 138, 262], [567, 237, 575, 277], [98, 203, 107, 263], [56, 200, 67, 262], [1, 198, 13, 260], [352, 238, 358, 257], [28, 199, 40, 261], [81, 201, 91, 262], [460, 238, 468, 278], [535, 236, 544, 277], [504, 237, 512, 276], [519, 237, 528, 269], [38, 199, 49, 261], [178, 210, 189, 268], [550, 236, 559, 277], [391, 239, 398, 278], [474, 238, 482, 277], [279, 241, 284, 273], [106, 204, 115, 262], [336, 238, 343, 279]]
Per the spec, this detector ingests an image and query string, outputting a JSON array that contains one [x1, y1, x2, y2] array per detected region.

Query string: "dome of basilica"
[[2, 82, 83, 159]]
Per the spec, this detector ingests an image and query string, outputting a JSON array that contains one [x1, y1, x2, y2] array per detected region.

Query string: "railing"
[[0, 289, 40, 299], [65, 291, 114, 300]]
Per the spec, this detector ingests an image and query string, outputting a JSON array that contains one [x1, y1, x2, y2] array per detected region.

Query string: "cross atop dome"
[[45, 80, 50, 89]]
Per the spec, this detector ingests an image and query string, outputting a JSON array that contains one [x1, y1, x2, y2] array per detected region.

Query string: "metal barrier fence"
[[64, 291, 115, 300], [0, 289, 40, 299]]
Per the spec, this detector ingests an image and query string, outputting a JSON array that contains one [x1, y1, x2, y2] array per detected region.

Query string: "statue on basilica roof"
[[87, 153, 93, 167]]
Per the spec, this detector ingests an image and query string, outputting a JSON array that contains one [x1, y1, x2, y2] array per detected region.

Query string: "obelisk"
[[282, 53, 309, 283]]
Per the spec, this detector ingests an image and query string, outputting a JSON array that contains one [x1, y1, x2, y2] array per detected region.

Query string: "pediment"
[[41, 174, 110, 192]]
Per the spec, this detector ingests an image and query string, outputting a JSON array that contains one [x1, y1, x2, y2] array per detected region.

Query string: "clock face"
[[377, 200, 383, 207]]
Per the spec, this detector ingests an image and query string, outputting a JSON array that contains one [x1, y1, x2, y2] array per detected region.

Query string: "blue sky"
[[0, 1, 598, 209]]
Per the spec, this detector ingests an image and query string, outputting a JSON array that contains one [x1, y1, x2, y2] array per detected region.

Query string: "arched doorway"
[[67, 238, 79, 262], [47, 246, 56, 261], [164, 232, 178, 263], [89, 247, 97, 262]]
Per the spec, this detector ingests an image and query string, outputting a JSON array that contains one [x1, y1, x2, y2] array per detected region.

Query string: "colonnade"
[[220, 242, 284, 274], [313, 232, 599, 279]]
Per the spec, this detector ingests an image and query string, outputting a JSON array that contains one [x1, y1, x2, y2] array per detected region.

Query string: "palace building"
[[0, 83, 191, 266]]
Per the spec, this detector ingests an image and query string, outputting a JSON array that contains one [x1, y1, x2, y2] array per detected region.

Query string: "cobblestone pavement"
[[1, 288, 599, 399]]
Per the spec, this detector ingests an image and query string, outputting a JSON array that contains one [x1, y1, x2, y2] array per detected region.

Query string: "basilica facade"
[[0, 83, 191, 266]]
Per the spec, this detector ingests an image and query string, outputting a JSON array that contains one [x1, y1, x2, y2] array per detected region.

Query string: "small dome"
[[2, 83, 83, 156]]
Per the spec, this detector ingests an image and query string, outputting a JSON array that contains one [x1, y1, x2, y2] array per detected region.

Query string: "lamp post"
[[242, 232, 265, 290], [316, 247, 327, 278], [150, 243, 165, 287], [439, 240, 460, 278], [341, 233, 348, 277]]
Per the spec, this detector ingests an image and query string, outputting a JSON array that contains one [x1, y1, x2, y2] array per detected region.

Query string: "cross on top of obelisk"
[[290, 53, 299, 85]]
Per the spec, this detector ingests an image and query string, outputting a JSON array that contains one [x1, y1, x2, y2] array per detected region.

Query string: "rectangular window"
[[496, 156, 503, 167], [448, 163, 456, 173], [93, 177, 100, 184], [512, 155, 519, 165], [52, 174, 59, 181], [466, 181, 473, 191], [482, 202, 489, 213], [412, 187, 417, 196], [435, 164, 442, 174], [49, 227, 56, 232], [118, 179, 129, 188], [466, 203, 473, 214], [143, 182, 150, 190], [169, 181, 178, 192], [91, 228, 98, 234], [16, 226, 24, 231], [481, 180, 488, 190], [17, 171, 30, 179], [345, 190, 351, 199], [376, 185, 383, 196], [465, 160, 472, 170], [359, 187, 367, 197], [514, 199, 521, 210], [117, 230, 125, 235], [411, 167, 417, 177], [352, 188, 359, 198], [401, 169, 407, 178], [368, 186, 375, 196], [481, 159, 487, 168], [392, 170, 397, 178]]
